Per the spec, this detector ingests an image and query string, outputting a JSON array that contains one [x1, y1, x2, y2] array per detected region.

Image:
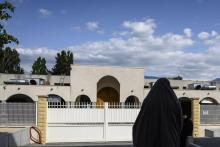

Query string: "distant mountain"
[[144, 76, 160, 79], [213, 78, 220, 81]]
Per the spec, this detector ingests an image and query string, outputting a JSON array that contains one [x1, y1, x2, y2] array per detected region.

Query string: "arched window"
[[47, 94, 65, 103], [76, 95, 91, 103], [125, 95, 140, 108], [47, 94, 66, 108], [200, 97, 218, 105], [75, 95, 92, 108], [6, 94, 34, 103], [125, 95, 140, 104]]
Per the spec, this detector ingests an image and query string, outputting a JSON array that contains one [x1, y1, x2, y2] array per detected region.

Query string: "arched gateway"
[[97, 75, 120, 105]]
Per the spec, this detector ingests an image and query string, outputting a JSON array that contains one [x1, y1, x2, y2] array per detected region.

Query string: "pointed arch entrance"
[[97, 75, 120, 105]]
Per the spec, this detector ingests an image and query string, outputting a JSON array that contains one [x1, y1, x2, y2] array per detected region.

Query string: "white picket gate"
[[46, 102, 141, 142]]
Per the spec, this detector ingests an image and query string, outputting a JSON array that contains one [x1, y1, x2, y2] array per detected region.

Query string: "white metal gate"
[[46, 102, 141, 142]]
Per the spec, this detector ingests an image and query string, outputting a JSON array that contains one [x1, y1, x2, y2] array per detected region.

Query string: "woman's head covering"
[[133, 78, 182, 147]]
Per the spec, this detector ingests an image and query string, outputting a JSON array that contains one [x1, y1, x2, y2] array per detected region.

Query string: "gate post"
[[37, 95, 47, 144], [104, 102, 108, 141], [192, 97, 200, 137]]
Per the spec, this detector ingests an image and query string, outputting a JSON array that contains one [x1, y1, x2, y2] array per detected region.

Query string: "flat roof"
[[72, 64, 144, 70]]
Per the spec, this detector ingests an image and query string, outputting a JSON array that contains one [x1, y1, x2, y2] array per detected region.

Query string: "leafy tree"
[[32, 57, 48, 75], [0, 1, 19, 49], [52, 50, 74, 75], [0, 47, 24, 73], [0, 1, 23, 73]]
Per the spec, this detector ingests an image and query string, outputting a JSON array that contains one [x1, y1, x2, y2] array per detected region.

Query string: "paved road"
[[22, 142, 133, 147]]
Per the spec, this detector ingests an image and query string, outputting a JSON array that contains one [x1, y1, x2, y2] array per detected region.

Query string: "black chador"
[[133, 78, 182, 147]]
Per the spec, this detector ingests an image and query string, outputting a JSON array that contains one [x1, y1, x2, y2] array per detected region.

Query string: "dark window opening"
[[179, 97, 192, 118], [172, 86, 179, 89], [54, 83, 70, 86], [6, 94, 34, 103], [30, 80, 37, 85]]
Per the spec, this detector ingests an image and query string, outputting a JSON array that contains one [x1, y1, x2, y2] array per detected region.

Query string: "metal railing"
[[48, 102, 142, 109]]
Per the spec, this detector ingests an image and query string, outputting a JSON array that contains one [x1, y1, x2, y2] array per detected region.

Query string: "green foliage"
[[0, 47, 24, 73], [32, 57, 48, 75], [0, 1, 18, 49], [0, 1, 22, 74], [52, 50, 74, 75]]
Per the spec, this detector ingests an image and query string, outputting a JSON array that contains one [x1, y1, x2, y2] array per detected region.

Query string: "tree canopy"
[[52, 50, 74, 75], [0, 1, 23, 74], [0, 1, 19, 49], [32, 57, 48, 75], [0, 47, 24, 73]]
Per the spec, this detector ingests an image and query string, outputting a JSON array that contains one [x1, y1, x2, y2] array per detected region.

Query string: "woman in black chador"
[[133, 78, 182, 147]]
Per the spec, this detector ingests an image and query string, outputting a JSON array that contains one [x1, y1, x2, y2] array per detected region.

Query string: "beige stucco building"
[[1, 64, 220, 137], [71, 65, 144, 103], [0, 64, 220, 104]]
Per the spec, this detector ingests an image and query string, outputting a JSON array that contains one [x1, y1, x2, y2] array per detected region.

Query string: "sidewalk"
[[22, 141, 133, 147]]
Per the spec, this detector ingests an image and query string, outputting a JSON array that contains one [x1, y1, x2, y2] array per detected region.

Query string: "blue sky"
[[4, 0, 220, 79]]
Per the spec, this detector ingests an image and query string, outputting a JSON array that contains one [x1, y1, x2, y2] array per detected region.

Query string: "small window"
[[144, 85, 149, 88], [172, 86, 179, 89], [54, 83, 70, 86], [30, 80, 37, 85]]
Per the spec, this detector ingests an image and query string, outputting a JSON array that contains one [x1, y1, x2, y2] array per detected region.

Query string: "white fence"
[[46, 102, 141, 142]]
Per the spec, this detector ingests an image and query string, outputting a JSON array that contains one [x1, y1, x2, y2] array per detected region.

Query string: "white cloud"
[[184, 28, 192, 37], [122, 19, 156, 36], [86, 21, 99, 31], [38, 8, 52, 17], [16, 47, 58, 71], [86, 21, 104, 34], [66, 20, 203, 79], [17, 19, 220, 80], [198, 31, 220, 46], [211, 30, 218, 36], [16, 47, 57, 56], [198, 32, 210, 40]]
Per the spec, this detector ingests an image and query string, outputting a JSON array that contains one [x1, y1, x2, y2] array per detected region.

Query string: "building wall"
[[143, 89, 220, 103], [70, 65, 145, 102], [0, 85, 71, 102], [1, 65, 220, 103], [1, 85, 219, 103], [144, 79, 211, 90]]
